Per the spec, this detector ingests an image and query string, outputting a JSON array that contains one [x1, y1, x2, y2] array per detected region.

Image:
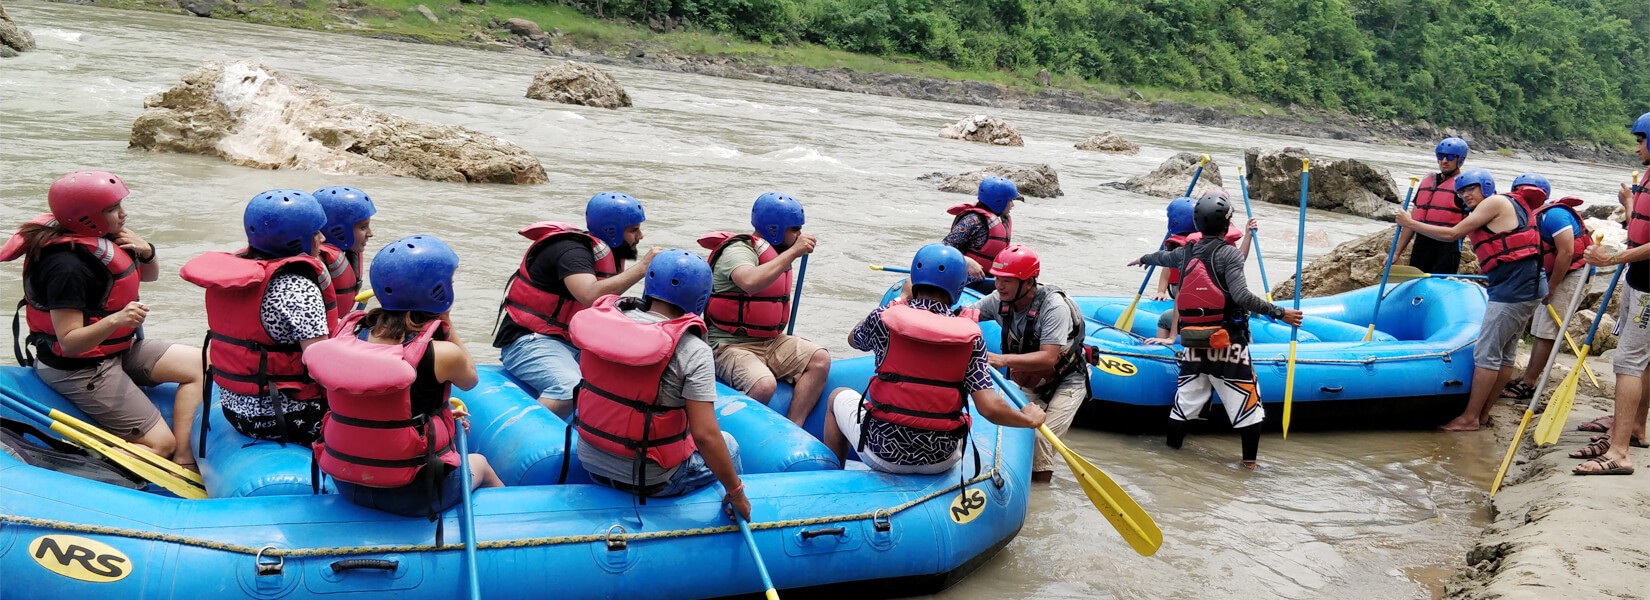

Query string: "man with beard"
[[494, 192, 661, 419], [699, 193, 829, 426]]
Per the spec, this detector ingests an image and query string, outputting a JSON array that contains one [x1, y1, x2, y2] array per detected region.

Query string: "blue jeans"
[[589, 432, 742, 498], [500, 333, 582, 402]]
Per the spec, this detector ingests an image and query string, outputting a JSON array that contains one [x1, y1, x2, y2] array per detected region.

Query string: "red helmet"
[[47, 171, 129, 237], [989, 244, 1040, 280]]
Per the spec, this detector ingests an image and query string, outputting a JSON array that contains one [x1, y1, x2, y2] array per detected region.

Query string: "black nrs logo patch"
[[29, 535, 131, 583]]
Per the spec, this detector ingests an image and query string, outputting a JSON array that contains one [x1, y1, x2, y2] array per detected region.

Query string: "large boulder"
[[1564, 310, 1617, 354], [1120, 152, 1224, 199], [1269, 229, 1481, 300], [1245, 147, 1400, 221], [503, 17, 544, 40], [932, 164, 1062, 199], [1, 2, 37, 57], [525, 61, 632, 109], [939, 115, 1023, 147], [130, 61, 546, 184], [1074, 131, 1138, 155]]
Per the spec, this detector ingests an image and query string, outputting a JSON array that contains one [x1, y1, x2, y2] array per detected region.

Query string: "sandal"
[[1573, 456, 1635, 476], [1575, 416, 1613, 433], [1590, 434, 1649, 448], [1499, 380, 1536, 400], [1569, 439, 1612, 459]]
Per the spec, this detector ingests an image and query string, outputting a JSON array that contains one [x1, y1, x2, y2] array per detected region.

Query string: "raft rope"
[[0, 429, 1004, 559], [1088, 321, 1475, 366]]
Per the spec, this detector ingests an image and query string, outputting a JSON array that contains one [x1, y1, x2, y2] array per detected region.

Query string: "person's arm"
[[1395, 228, 1416, 258], [730, 237, 814, 293], [1397, 196, 1502, 242], [848, 306, 886, 351], [432, 337, 479, 391], [1216, 248, 1301, 325], [1238, 219, 1256, 259], [564, 247, 663, 306], [685, 400, 747, 520], [1589, 242, 1650, 267], [943, 214, 988, 280], [1151, 270, 1171, 301], [990, 343, 1061, 371], [1129, 246, 1185, 269], [49, 305, 145, 356], [113, 228, 159, 282], [965, 338, 1044, 427], [966, 294, 998, 322], [1547, 228, 1576, 302]]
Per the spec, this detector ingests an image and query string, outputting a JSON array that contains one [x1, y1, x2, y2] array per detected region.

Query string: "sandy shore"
[[1446, 354, 1650, 600]]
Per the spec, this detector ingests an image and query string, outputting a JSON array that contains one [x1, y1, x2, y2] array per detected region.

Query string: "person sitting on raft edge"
[[493, 192, 662, 419], [570, 249, 750, 521], [944, 176, 1021, 294], [1130, 191, 1302, 469], [1396, 168, 1546, 432], [305, 235, 504, 517], [822, 244, 1046, 474]]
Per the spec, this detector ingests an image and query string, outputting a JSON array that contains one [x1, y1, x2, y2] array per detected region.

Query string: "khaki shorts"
[[713, 334, 824, 393], [1530, 271, 1585, 339], [33, 338, 174, 440]]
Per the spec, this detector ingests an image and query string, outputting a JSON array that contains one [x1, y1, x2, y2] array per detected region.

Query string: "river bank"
[[31, 0, 1630, 164], [1446, 350, 1650, 600]]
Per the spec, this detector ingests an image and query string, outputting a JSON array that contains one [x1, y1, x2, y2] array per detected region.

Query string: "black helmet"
[[1192, 189, 1232, 235]]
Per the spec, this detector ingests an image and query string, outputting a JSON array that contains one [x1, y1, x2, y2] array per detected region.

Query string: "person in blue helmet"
[[1153, 193, 1256, 340], [944, 176, 1022, 289], [699, 193, 830, 427], [822, 244, 1046, 474], [312, 186, 376, 322], [1503, 173, 1591, 401], [1395, 137, 1471, 275], [493, 192, 662, 418], [180, 190, 340, 446], [307, 235, 504, 517], [1398, 169, 1545, 432], [570, 249, 749, 521]]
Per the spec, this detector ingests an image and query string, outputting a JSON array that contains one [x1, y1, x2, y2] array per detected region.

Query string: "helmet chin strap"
[[1008, 278, 1035, 307]]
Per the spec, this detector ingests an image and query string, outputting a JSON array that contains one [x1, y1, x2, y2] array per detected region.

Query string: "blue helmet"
[[1510, 173, 1551, 198], [585, 192, 645, 249], [244, 189, 326, 257], [643, 249, 712, 315], [312, 186, 376, 252], [1166, 196, 1196, 235], [909, 244, 968, 304], [1435, 137, 1469, 163], [1633, 112, 1650, 138], [977, 177, 1020, 214], [751, 192, 805, 247], [369, 235, 459, 313], [1454, 168, 1496, 198]]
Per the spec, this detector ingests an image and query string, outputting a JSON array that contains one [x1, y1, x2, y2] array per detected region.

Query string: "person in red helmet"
[[0, 171, 204, 470], [965, 244, 1086, 483]]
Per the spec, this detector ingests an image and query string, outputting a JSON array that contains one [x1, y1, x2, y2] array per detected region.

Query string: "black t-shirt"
[[25, 247, 117, 370], [1629, 260, 1648, 293], [491, 238, 596, 347]]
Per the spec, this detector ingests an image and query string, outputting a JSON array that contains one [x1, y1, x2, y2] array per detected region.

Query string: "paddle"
[[1490, 264, 1595, 496], [734, 514, 781, 600], [785, 256, 808, 336], [868, 264, 994, 285], [0, 389, 203, 486], [988, 368, 1163, 556], [1384, 266, 1488, 281], [449, 398, 482, 600], [1546, 303, 1601, 388], [1283, 158, 1308, 439], [1533, 266, 1624, 447], [354, 289, 375, 311], [1118, 154, 1211, 332], [1236, 165, 1273, 302], [1366, 176, 1422, 341], [0, 393, 206, 499]]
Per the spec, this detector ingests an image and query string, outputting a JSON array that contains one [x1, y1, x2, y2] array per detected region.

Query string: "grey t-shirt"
[[578, 308, 718, 486], [969, 287, 1087, 392]]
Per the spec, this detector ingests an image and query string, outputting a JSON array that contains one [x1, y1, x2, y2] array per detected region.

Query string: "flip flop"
[[1570, 439, 1612, 459], [1573, 456, 1635, 476], [1589, 434, 1649, 448], [1499, 380, 1536, 400], [1576, 416, 1613, 433]]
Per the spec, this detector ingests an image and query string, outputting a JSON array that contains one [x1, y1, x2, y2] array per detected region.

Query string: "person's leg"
[[1519, 337, 1556, 390], [1212, 364, 1265, 468], [499, 334, 583, 419], [1026, 382, 1083, 482], [467, 454, 504, 489], [35, 357, 172, 456], [762, 336, 831, 427], [132, 340, 204, 467], [1168, 370, 1214, 449], [651, 432, 742, 497], [714, 342, 777, 404], [823, 388, 860, 461], [1444, 300, 1527, 431]]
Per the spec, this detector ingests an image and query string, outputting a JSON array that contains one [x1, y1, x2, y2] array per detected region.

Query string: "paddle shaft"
[[0, 388, 202, 484], [1284, 159, 1309, 438], [453, 412, 482, 600], [1491, 265, 1594, 496], [736, 516, 780, 600], [0, 394, 205, 498], [1533, 267, 1622, 447], [1236, 166, 1271, 294], [1367, 177, 1422, 340], [785, 255, 808, 336]]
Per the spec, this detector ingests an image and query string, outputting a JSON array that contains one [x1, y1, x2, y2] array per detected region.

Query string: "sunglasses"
[[1436, 153, 1463, 162]]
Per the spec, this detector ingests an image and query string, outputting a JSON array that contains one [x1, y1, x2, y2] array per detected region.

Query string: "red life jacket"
[[1413, 172, 1468, 227], [1532, 198, 1591, 276], [306, 313, 456, 488], [1175, 247, 1228, 329], [1, 217, 141, 361], [946, 203, 1012, 271], [1165, 228, 1240, 288], [319, 244, 357, 322], [1467, 197, 1542, 274], [698, 232, 791, 338], [570, 296, 702, 484], [179, 250, 340, 402], [861, 302, 978, 434], [1629, 171, 1650, 248], [502, 222, 621, 338], [1164, 234, 1189, 286]]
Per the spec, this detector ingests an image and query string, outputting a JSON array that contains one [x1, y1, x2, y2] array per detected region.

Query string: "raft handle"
[[329, 559, 399, 574], [798, 526, 846, 540], [254, 545, 284, 576], [605, 524, 628, 552], [1443, 379, 1464, 387], [1319, 386, 1343, 393], [872, 509, 891, 532]]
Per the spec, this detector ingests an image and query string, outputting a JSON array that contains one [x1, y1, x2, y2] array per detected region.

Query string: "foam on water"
[[35, 27, 82, 42], [212, 62, 341, 173]]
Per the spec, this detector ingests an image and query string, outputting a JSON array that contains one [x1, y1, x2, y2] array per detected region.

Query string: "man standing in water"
[[1395, 137, 1471, 275], [1571, 112, 1650, 476], [1397, 169, 1545, 432]]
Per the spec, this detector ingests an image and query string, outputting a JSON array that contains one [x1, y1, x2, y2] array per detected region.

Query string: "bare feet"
[[1437, 417, 1482, 432]]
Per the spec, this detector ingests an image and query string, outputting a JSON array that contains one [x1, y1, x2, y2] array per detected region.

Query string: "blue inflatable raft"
[[0, 357, 1032, 599]]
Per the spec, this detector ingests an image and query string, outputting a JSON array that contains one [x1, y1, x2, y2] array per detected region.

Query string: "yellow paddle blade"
[[1545, 304, 1599, 388], [1282, 341, 1298, 439], [49, 421, 206, 499], [1490, 408, 1537, 497], [1043, 426, 1163, 556], [1533, 353, 1587, 447], [49, 408, 203, 485], [1115, 295, 1143, 332], [1385, 265, 1433, 282]]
